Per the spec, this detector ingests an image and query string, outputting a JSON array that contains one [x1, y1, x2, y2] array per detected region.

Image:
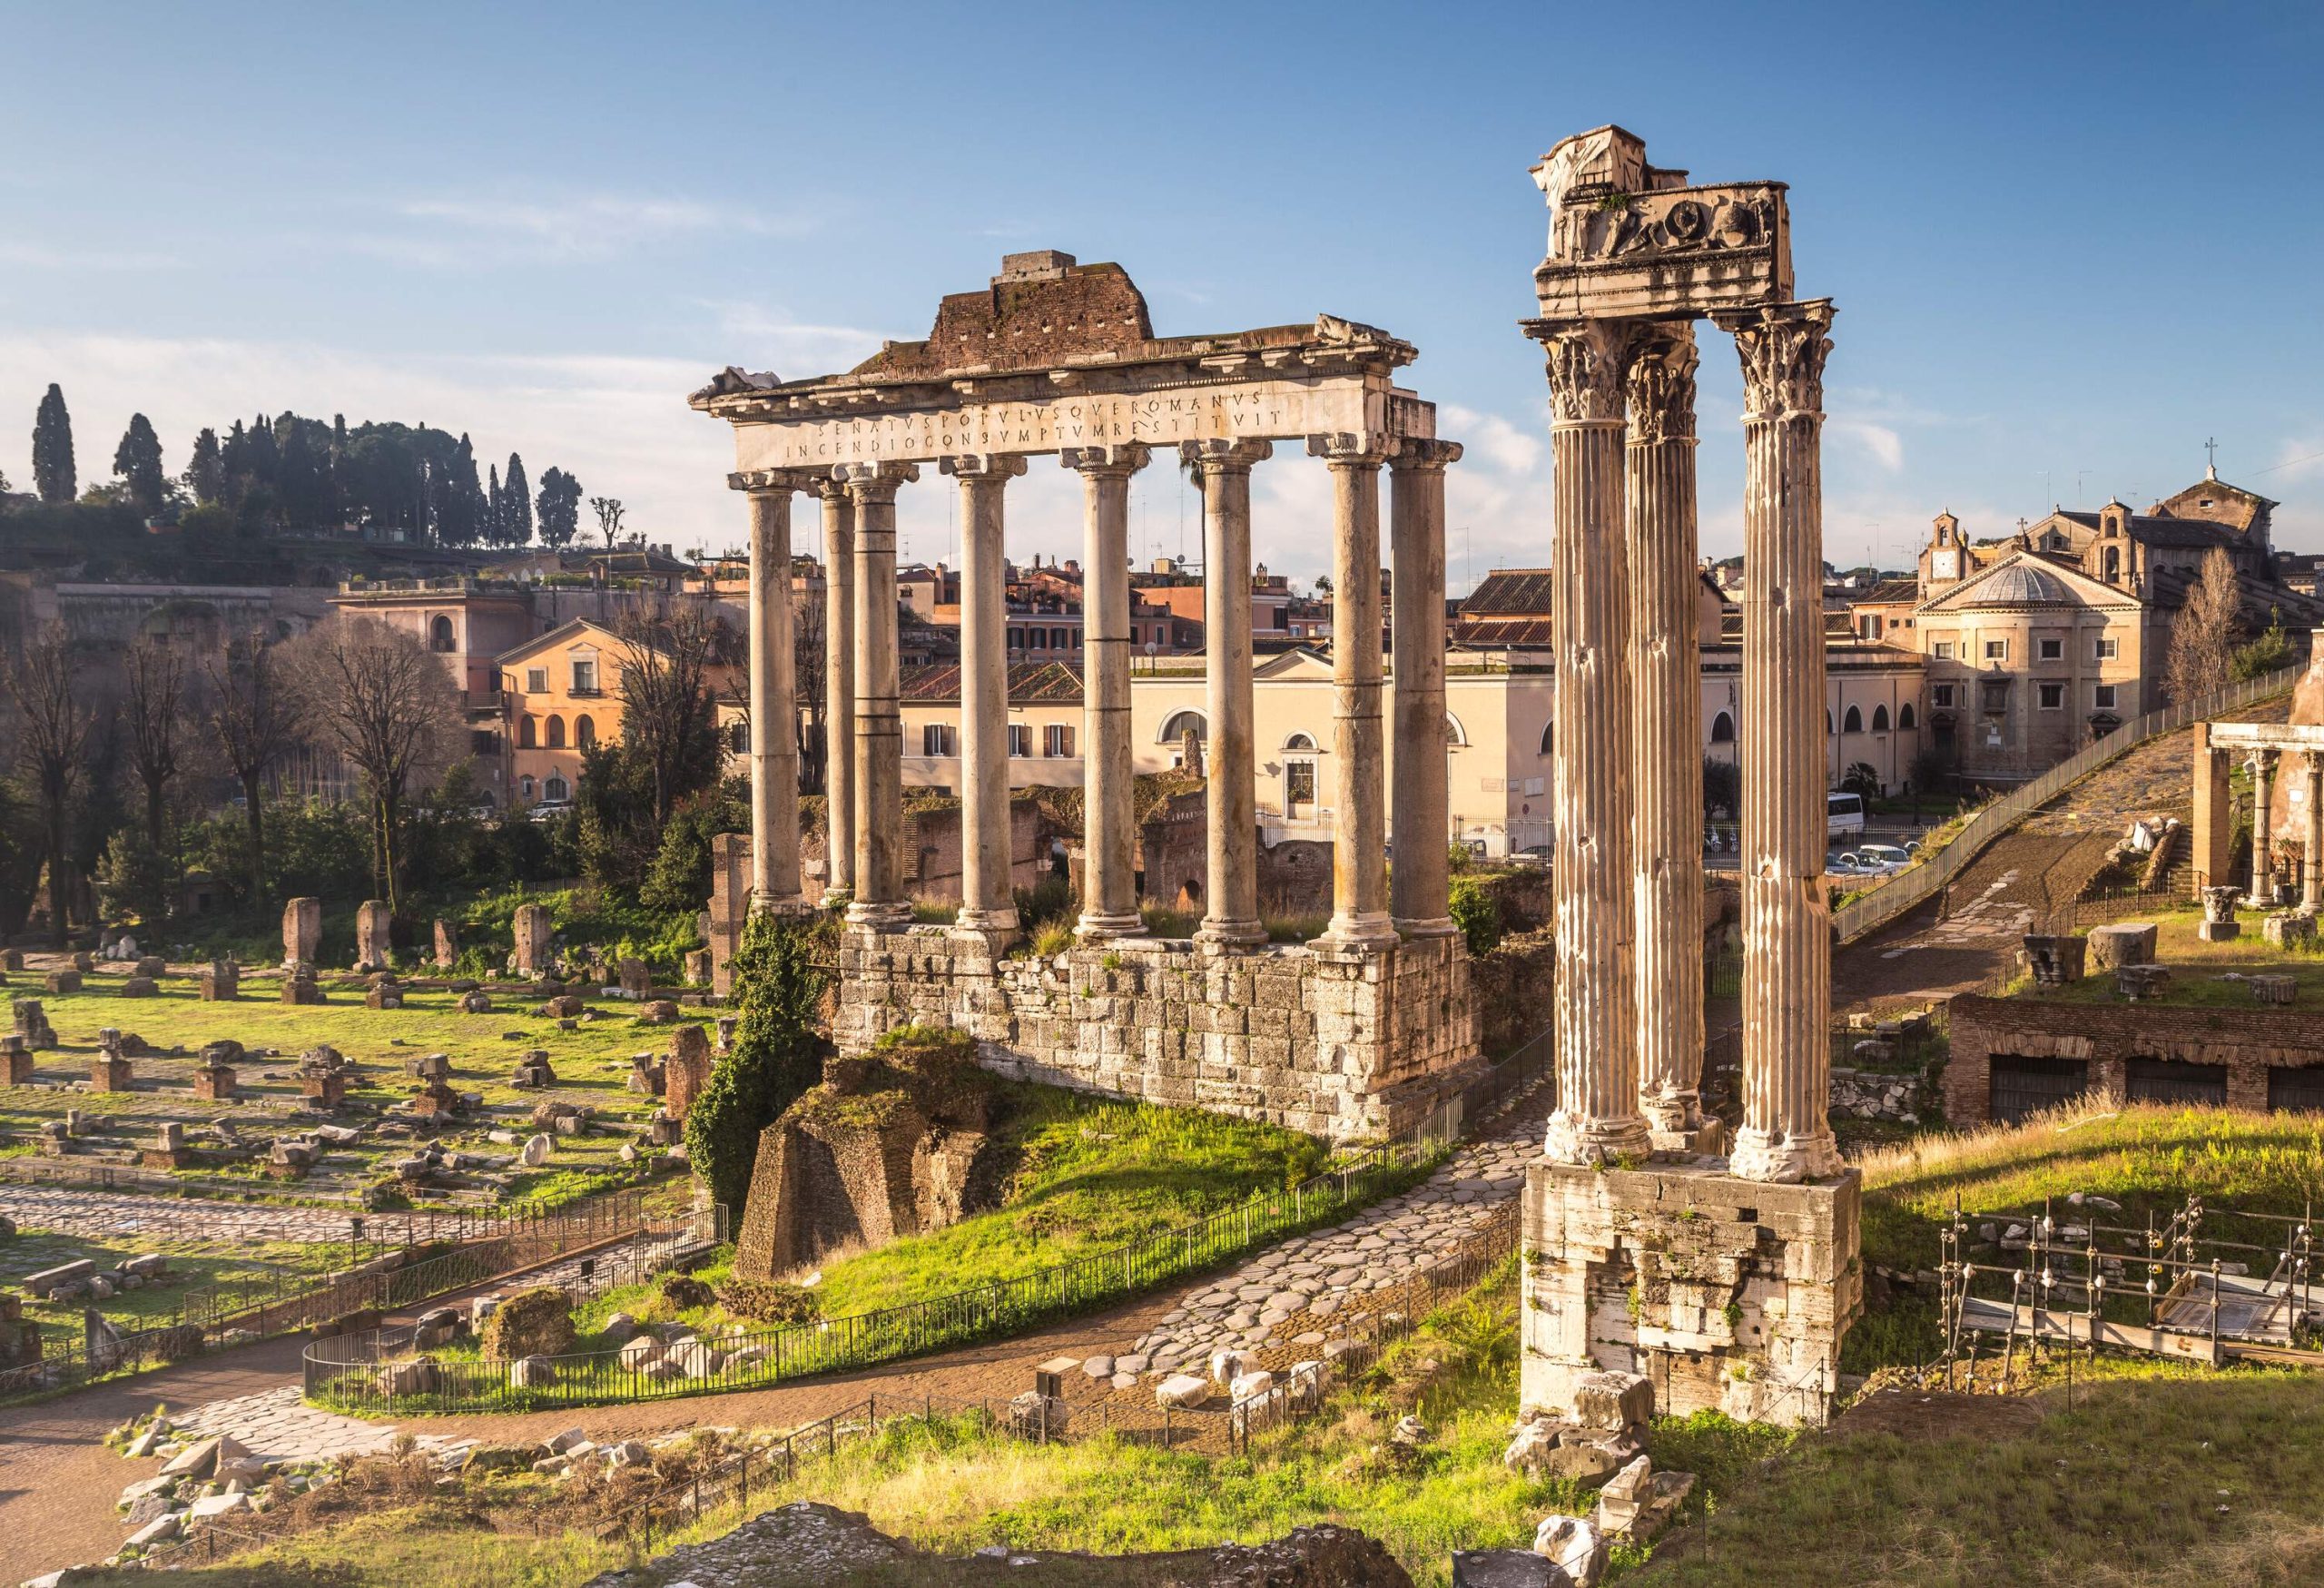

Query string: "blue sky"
[[5, 0, 2320, 589]]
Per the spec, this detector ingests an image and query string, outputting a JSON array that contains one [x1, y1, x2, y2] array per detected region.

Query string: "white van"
[[1827, 791, 1866, 843]]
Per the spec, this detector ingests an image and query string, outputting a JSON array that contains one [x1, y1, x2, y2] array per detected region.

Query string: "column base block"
[[844, 901, 914, 930], [1315, 913, 1398, 955], [1521, 1157, 1861, 1429], [1075, 912, 1147, 942], [1195, 919, 1267, 952], [1393, 916, 1462, 941], [1649, 1119, 1728, 1158]]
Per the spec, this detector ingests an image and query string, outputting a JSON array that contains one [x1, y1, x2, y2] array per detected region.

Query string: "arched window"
[[1283, 732, 1316, 752], [518, 774, 536, 801], [475, 790, 496, 811], [518, 715, 537, 749], [544, 774, 569, 803], [546, 715, 566, 749], [1843, 705, 1864, 734], [428, 615, 455, 653], [575, 715, 596, 750], [1709, 711, 1735, 744], [1445, 713, 1468, 747], [1898, 703, 1917, 730], [1539, 719, 1555, 756], [1871, 705, 1891, 731], [1825, 708, 1834, 735], [1158, 709, 1207, 744]]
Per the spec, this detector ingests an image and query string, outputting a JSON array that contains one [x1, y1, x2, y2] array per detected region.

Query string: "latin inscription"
[[734, 379, 1413, 470]]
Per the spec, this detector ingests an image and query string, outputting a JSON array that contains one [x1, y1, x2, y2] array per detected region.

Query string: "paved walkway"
[[1125, 1090, 1545, 1375], [0, 1186, 497, 1247]]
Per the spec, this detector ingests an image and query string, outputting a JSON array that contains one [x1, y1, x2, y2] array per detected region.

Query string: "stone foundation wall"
[[1520, 1159, 1860, 1429], [832, 926, 1482, 1141], [1944, 994, 2324, 1122], [1827, 1066, 1927, 1123]]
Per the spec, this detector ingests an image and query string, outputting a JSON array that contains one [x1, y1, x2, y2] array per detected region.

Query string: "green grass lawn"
[[1996, 902, 2324, 1007], [0, 1228, 351, 1346]]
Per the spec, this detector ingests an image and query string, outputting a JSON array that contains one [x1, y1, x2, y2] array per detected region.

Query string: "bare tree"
[[2165, 547, 2244, 705], [615, 603, 724, 826], [283, 617, 462, 913], [122, 640, 190, 852], [204, 632, 305, 906], [1, 626, 94, 944], [590, 495, 625, 550]]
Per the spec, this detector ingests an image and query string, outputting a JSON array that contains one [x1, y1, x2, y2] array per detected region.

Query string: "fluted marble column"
[[1391, 439, 1462, 938], [2248, 748, 2280, 905], [943, 453, 1028, 936], [2305, 751, 2323, 911], [1532, 319, 1649, 1166], [734, 469, 812, 911], [1064, 444, 1150, 939], [841, 460, 919, 926], [1311, 432, 1395, 948], [1715, 300, 1842, 1184], [1183, 439, 1272, 950], [814, 478, 858, 903], [1623, 330, 1709, 1138]]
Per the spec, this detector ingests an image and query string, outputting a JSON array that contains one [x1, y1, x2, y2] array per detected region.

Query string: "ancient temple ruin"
[[1516, 127, 1860, 1425], [692, 253, 1481, 1140]]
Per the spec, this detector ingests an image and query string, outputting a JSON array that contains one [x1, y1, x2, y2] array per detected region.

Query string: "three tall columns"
[[1717, 301, 1843, 1184], [736, 470, 812, 912], [1312, 434, 1395, 949], [944, 454, 1029, 934], [815, 478, 858, 903], [842, 460, 919, 927], [1390, 441, 1462, 938], [1185, 439, 1272, 949], [1065, 444, 1151, 940]]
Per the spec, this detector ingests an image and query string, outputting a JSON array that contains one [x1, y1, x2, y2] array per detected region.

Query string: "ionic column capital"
[[1623, 326, 1700, 448], [1059, 443, 1152, 477], [835, 460, 921, 505], [728, 468, 824, 496], [1390, 438, 1464, 474], [1305, 432, 1396, 469], [1527, 318, 1643, 427], [2247, 746, 2281, 775], [1714, 299, 1836, 420], [1178, 438, 1274, 477], [938, 453, 1030, 481], [808, 473, 855, 503]]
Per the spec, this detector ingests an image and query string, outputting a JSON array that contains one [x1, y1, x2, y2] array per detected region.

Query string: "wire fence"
[[0, 1189, 691, 1405], [306, 1029, 1558, 1416], [1831, 665, 2306, 945]]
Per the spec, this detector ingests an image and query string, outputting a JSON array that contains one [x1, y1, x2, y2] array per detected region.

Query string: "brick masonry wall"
[[1945, 993, 2324, 1122], [832, 928, 1484, 1141]]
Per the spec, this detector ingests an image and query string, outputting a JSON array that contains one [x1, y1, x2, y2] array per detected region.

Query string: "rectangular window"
[[2095, 637, 2119, 660], [1934, 642, 1955, 660], [1982, 681, 2011, 713], [1984, 639, 2008, 661], [571, 658, 597, 694], [2094, 685, 2118, 709], [1933, 685, 1955, 707], [1285, 760, 1315, 805], [2039, 683, 2064, 709], [1044, 724, 1074, 757], [1007, 725, 1029, 758], [525, 667, 547, 695], [921, 724, 955, 756], [2039, 638, 2063, 661]]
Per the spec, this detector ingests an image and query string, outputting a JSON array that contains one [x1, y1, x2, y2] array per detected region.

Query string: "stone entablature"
[[1944, 993, 2324, 1123], [832, 925, 1480, 1142]]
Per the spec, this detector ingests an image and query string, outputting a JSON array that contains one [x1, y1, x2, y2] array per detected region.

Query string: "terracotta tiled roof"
[[1459, 569, 1556, 617], [1452, 616, 1555, 648], [899, 659, 1083, 704]]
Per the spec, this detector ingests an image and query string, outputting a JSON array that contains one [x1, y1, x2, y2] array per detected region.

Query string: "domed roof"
[[1975, 560, 2070, 607]]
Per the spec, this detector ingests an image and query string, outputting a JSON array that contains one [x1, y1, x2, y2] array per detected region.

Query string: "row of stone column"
[[1531, 301, 1842, 1184], [2238, 746, 2324, 910], [734, 436, 1463, 951]]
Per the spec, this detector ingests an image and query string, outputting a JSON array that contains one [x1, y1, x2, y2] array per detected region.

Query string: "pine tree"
[[184, 427, 224, 506], [112, 414, 167, 512], [503, 453, 532, 544], [536, 466, 582, 547], [32, 384, 75, 504]]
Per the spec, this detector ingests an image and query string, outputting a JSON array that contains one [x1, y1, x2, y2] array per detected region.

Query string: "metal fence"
[[307, 1029, 1558, 1416], [1831, 664, 2306, 945]]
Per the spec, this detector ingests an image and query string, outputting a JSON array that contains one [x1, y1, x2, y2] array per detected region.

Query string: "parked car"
[[1833, 843, 1917, 877], [1510, 843, 1552, 870], [528, 800, 574, 824]]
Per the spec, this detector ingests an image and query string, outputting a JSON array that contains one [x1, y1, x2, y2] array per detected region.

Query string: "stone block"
[[282, 897, 322, 967], [3, 1042, 30, 1085], [90, 1056, 133, 1092], [44, 970, 81, 995], [192, 1064, 236, 1101], [432, 918, 458, 968], [199, 961, 240, 1001], [2263, 911, 2319, 950], [2086, 922, 2158, 969]]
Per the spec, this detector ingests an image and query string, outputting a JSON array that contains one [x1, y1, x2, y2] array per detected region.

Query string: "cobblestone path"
[[1122, 1091, 1546, 1375], [0, 1185, 529, 1247]]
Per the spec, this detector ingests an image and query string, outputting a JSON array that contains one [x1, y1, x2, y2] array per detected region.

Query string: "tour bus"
[[1827, 791, 1866, 844]]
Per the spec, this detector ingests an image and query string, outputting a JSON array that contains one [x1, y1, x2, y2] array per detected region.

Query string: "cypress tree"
[[32, 384, 75, 504], [503, 453, 532, 544], [184, 428, 224, 505], [487, 463, 505, 543], [112, 414, 167, 512]]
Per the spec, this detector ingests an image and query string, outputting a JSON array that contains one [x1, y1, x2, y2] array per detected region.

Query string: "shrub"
[[1448, 873, 1502, 957], [715, 1277, 822, 1324], [684, 912, 829, 1223], [657, 1271, 715, 1311]]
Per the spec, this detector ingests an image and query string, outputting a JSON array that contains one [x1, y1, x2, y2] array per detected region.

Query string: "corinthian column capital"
[[1529, 318, 1639, 427], [1716, 299, 1836, 419], [835, 459, 921, 505], [728, 468, 823, 496], [938, 453, 1029, 481], [1178, 438, 1274, 476], [1623, 328, 1699, 448], [1059, 442, 1152, 477], [1305, 431, 1397, 468], [1391, 438, 1463, 474]]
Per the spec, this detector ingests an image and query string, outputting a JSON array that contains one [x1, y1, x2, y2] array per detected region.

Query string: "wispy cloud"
[[0, 242, 184, 271], [1832, 418, 1905, 471], [691, 300, 891, 377], [325, 190, 819, 267]]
